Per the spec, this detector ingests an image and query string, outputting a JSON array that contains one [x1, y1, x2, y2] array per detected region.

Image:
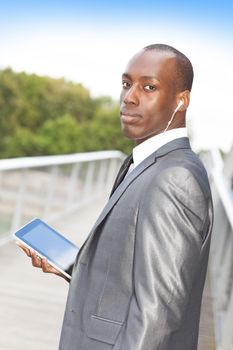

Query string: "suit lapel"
[[92, 153, 156, 232], [76, 137, 191, 262], [96, 137, 190, 228], [75, 154, 156, 263]]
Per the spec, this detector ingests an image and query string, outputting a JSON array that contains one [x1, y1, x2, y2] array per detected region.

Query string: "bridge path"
[[0, 198, 215, 349]]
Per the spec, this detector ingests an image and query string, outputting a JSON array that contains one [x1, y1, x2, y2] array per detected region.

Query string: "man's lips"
[[120, 111, 142, 124]]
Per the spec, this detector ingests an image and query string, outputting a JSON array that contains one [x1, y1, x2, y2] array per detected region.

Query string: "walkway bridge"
[[0, 148, 232, 349]]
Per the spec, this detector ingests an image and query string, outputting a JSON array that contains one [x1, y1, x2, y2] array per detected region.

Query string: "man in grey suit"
[[19, 44, 213, 350]]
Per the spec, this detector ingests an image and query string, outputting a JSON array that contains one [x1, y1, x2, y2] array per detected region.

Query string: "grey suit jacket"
[[59, 138, 213, 350]]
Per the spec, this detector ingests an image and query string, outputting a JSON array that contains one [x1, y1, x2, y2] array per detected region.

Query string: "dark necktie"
[[109, 154, 133, 197]]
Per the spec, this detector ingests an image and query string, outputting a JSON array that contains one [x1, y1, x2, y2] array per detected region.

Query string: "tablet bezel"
[[14, 218, 79, 280]]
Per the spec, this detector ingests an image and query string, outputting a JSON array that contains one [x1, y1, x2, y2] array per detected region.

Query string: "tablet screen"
[[15, 219, 79, 278]]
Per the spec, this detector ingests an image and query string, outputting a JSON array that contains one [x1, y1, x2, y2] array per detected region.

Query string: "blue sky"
[[0, 0, 233, 151], [1, 0, 233, 35]]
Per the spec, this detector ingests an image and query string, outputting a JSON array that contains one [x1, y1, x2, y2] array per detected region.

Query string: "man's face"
[[120, 50, 179, 144]]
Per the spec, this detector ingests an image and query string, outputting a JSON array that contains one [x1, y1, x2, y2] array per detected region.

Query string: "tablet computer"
[[14, 218, 79, 280]]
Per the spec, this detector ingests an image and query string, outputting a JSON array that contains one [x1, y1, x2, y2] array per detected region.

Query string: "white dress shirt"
[[130, 128, 188, 171]]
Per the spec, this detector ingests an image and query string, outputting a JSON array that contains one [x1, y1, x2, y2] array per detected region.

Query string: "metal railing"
[[0, 151, 125, 246], [203, 149, 233, 350]]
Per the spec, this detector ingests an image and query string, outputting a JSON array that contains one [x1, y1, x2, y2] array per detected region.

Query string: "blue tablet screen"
[[22, 223, 79, 273]]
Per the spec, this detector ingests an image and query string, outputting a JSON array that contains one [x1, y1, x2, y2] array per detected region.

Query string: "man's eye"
[[144, 85, 156, 91], [122, 81, 131, 89]]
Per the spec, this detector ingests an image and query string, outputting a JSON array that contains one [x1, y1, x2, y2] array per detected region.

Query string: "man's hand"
[[16, 241, 70, 282]]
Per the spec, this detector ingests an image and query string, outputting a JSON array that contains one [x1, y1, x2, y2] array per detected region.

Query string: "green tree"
[[0, 68, 133, 158]]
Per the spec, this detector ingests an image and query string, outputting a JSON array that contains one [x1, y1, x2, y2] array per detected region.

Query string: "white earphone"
[[174, 100, 183, 113], [163, 100, 184, 132]]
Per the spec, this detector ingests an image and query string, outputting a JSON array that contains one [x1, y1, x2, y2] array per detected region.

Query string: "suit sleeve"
[[113, 167, 208, 350]]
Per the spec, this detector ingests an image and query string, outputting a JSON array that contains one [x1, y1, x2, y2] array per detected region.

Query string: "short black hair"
[[143, 44, 194, 91]]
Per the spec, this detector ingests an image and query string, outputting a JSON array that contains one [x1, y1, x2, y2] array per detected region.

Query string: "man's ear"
[[177, 90, 190, 111]]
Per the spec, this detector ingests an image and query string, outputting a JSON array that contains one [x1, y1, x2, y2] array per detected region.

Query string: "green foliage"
[[0, 68, 133, 158]]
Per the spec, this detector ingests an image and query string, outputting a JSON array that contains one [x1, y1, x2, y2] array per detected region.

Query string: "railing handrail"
[[211, 149, 233, 231], [205, 147, 233, 350], [0, 150, 125, 171], [0, 151, 125, 244]]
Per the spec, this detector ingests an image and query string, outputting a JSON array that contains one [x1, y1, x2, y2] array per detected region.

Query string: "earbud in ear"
[[178, 100, 183, 108], [164, 100, 183, 132], [174, 100, 183, 113]]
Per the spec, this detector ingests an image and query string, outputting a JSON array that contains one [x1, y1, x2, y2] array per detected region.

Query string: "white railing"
[[0, 151, 125, 246], [203, 149, 233, 350]]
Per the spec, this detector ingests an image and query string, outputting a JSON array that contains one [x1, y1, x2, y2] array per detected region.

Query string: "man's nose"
[[123, 85, 139, 105]]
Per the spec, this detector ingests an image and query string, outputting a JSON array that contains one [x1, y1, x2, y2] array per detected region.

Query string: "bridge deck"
[[0, 198, 215, 350]]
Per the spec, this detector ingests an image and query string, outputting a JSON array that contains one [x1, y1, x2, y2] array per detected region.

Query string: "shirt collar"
[[132, 127, 188, 168]]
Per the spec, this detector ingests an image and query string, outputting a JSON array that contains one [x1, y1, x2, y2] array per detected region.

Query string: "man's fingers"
[[31, 251, 43, 268], [16, 241, 65, 279], [16, 241, 32, 257], [41, 258, 62, 276], [16, 242, 42, 268], [41, 258, 53, 273]]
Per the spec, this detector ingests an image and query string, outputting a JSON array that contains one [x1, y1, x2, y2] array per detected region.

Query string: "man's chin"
[[121, 125, 154, 144], [121, 127, 137, 141]]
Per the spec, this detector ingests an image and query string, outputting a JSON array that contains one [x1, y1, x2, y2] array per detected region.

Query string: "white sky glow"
[[1, 22, 233, 153]]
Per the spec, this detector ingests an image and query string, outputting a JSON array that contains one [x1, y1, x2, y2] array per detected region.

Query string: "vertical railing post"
[[43, 166, 59, 219], [221, 287, 233, 350], [83, 161, 95, 200], [10, 169, 28, 233], [96, 160, 108, 195], [106, 158, 121, 193], [66, 163, 80, 208]]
